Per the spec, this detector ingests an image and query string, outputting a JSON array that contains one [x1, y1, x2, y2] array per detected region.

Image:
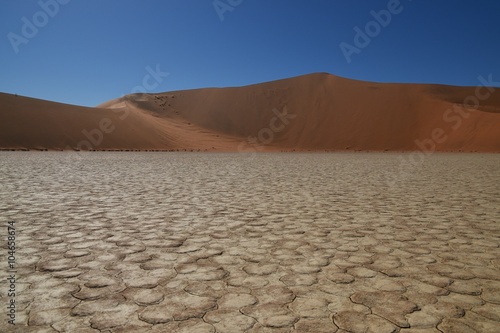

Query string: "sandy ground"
[[0, 152, 499, 332], [2, 73, 500, 152]]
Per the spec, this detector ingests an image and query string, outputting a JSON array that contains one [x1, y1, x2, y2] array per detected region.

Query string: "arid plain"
[[1, 152, 499, 333]]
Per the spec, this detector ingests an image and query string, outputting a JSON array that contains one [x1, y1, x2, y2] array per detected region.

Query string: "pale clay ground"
[[0, 152, 499, 333]]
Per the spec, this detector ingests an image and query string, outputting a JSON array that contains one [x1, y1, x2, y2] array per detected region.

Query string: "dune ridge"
[[1, 73, 499, 152]]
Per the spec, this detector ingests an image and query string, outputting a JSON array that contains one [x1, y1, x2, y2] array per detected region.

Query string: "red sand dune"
[[1, 73, 499, 152]]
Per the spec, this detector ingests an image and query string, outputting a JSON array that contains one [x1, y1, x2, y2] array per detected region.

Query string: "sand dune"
[[0, 94, 240, 151], [1, 73, 500, 151]]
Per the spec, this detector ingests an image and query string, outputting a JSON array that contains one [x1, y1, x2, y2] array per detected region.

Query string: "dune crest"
[[2, 73, 500, 151]]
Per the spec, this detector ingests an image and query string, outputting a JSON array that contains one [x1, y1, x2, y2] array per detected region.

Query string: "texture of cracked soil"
[[0, 152, 499, 333]]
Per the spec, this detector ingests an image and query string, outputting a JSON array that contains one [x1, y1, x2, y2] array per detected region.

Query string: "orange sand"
[[1, 73, 499, 152]]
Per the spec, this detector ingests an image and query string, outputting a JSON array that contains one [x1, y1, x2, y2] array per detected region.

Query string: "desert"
[[2, 1, 500, 332], [1, 73, 500, 153], [1, 74, 500, 332]]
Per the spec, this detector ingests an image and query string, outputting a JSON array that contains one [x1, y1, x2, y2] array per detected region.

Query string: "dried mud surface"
[[0, 152, 499, 333]]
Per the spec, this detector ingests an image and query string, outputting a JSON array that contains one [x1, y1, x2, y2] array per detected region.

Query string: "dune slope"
[[2, 73, 500, 151]]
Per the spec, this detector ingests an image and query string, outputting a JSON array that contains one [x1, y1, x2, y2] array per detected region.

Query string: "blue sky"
[[1, 0, 499, 107]]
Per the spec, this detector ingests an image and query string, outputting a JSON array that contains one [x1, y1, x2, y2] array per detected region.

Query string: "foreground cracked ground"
[[0, 152, 499, 332]]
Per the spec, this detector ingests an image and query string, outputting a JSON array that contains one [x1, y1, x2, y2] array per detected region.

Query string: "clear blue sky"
[[1, 0, 499, 107]]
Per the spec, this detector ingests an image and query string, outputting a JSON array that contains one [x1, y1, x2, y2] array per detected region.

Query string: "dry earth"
[[0, 152, 499, 333]]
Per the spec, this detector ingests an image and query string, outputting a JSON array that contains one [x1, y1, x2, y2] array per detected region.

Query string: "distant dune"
[[1, 73, 500, 152]]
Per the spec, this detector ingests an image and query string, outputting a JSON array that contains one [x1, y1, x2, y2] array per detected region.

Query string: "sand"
[[1, 73, 500, 152]]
